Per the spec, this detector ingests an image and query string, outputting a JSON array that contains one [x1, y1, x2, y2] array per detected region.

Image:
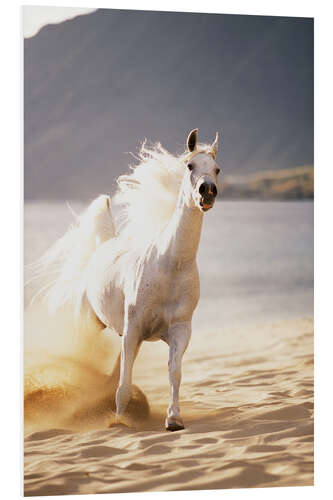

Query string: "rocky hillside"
[[222, 165, 314, 199], [24, 9, 313, 200]]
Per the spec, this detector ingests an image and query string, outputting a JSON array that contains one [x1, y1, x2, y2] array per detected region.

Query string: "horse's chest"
[[138, 261, 200, 334]]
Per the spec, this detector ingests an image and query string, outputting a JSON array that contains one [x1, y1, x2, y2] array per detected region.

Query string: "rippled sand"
[[24, 317, 313, 495]]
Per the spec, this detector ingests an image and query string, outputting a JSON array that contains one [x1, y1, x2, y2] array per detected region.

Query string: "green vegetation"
[[222, 166, 313, 200]]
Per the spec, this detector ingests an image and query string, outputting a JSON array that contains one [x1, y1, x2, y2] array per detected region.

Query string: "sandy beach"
[[24, 316, 313, 495], [24, 200, 313, 495]]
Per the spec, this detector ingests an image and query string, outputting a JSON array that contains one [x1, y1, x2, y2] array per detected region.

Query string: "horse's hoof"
[[165, 417, 185, 432], [109, 419, 129, 429]]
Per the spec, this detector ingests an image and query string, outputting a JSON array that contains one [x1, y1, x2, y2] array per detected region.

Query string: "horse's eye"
[[215, 167, 221, 175], [187, 163, 194, 171]]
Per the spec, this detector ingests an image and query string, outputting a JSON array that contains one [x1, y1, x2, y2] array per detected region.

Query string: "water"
[[196, 200, 313, 331], [24, 200, 313, 331]]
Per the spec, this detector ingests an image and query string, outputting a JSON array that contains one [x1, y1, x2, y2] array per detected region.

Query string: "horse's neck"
[[162, 182, 203, 264]]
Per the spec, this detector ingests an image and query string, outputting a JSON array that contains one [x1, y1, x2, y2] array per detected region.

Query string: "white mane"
[[113, 140, 214, 246], [26, 139, 215, 310]]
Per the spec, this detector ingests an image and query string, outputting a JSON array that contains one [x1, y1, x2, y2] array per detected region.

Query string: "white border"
[[2, 1, 332, 499]]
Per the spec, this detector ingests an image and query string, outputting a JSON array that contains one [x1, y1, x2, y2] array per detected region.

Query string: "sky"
[[23, 5, 96, 37]]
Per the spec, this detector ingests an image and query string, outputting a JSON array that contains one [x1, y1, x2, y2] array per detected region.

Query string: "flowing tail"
[[27, 194, 116, 315]]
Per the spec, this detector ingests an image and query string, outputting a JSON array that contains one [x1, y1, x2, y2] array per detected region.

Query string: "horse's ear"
[[211, 131, 219, 159], [187, 128, 198, 153]]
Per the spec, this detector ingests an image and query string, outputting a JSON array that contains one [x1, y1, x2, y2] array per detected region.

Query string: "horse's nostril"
[[199, 182, 217, 198], [199, 183, 206, 195]]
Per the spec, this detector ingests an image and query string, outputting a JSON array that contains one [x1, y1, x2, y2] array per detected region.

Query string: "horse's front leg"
[[165, 322, 191, 431], [116, 325, 141, 418]]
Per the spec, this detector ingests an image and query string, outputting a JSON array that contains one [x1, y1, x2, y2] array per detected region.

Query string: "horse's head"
[[184, 129, 221, 212]]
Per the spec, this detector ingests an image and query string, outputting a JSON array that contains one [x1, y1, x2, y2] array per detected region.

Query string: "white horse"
[[34, 129, 221, 431]]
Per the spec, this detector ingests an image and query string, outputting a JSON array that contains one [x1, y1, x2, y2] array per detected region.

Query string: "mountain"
[[24, 9, 313, 200]]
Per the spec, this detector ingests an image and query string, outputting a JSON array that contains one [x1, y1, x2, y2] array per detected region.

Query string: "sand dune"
[[24, 317, 313, 495]]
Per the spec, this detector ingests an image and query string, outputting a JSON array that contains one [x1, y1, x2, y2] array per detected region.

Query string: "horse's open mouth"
[[200, 201, 213, 212]]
